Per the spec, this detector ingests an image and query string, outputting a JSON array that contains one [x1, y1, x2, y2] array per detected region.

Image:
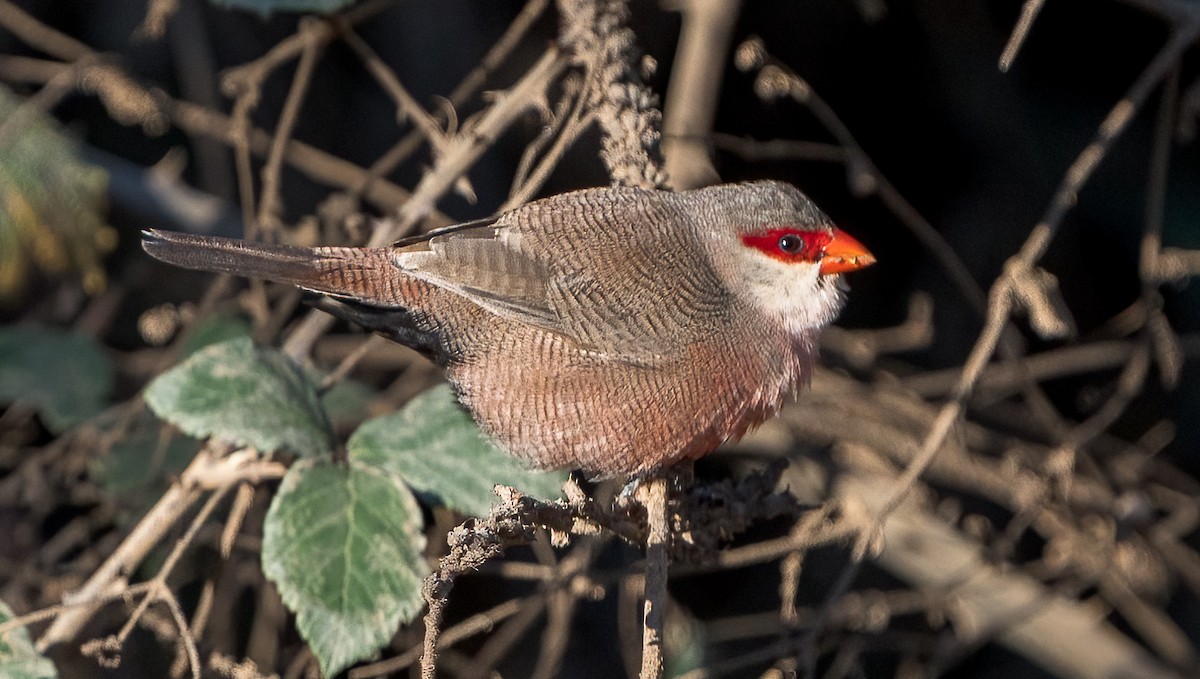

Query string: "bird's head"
[[686, 181, 875, 335]]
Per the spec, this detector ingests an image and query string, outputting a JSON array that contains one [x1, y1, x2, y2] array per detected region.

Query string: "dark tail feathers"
[[141, 229, 408, 306]]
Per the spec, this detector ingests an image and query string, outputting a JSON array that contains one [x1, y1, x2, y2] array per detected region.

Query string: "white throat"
[[734, 249, 847, 337]]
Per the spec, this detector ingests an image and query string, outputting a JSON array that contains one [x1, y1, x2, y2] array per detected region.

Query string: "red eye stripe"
[[740, 229, 832, 263]]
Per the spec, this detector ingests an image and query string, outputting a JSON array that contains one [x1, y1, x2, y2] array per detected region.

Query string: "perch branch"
[[637, 475, 669, 679]]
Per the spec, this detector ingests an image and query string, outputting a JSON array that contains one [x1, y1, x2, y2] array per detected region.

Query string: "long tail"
[[141, 229, 411, 306]]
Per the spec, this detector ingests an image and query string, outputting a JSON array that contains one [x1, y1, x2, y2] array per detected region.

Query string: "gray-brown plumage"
[[143, 181, 874, 477]]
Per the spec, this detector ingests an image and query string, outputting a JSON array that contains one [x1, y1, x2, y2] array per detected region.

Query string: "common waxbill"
[[143, 181, 874, 477]]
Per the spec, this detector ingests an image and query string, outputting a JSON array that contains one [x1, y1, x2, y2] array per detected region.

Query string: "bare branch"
[[998, 0, 1046, 72], [661, 0, 742, 189]]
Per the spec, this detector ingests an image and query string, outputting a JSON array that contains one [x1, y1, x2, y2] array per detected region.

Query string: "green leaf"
[[0, 324, 113, 432], [209, 0, 355, 18], [262, 460, 427, 677], [89, 411, 199, 496], [320, 378, 376, 433], [179, 311, 252, 358], [144, 337, 334, 457], [0, 600, 58, 679], [349, 384, 567, 517], [0, 84, 112, 301], [666, 610, 707, 678]]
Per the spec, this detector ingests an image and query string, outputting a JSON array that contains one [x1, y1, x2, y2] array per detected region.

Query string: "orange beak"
[[819, 228, 876, 275]]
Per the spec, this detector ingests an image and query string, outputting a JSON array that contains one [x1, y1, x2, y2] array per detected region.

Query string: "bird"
[[143, 180, 874, 478]]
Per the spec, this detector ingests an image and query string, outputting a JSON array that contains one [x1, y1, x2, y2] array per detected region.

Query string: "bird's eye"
[[777, 234, 803, 254]]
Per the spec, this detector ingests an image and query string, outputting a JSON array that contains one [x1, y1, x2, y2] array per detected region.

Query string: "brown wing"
[[393, 216, 561, 327], [390, 187, 733, 363]]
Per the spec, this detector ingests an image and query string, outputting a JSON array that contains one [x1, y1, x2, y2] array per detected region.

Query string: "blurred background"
[[1, 0, 1198, 677]]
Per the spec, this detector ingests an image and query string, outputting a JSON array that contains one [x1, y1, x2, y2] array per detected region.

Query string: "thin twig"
[[379, 47, 564, 245], [281, 47, 566, 359], [35, 446, 281, 650], [998, 0, 1046, 72], [712, 134, 847, 163], [335, 19, 449, 154], [735, 37, 987, 315], [661, 0, 743, 189], [877, 13, 1200, 524], [530, 588, 578, 679], [113, 484, 234, 647], [901, 339, 1144, 398], [162, 589, 203, 679], [35, 452, 208, 650], [504, 105, 596, 210], [0, 55, 78, 141], [254, 18, 324, 237], [1013, 20, 1200, 267], [878, 270, 1013, 519], [219, 0, 393, 98], [637, 474, 669, 679], [462, 594, 549, 674], [0, 0, 92, 60], [347, 597, 527, 678], [349, 0, 551, 203], [0, 54, 421, 214], [0, 582, 155, 638]]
